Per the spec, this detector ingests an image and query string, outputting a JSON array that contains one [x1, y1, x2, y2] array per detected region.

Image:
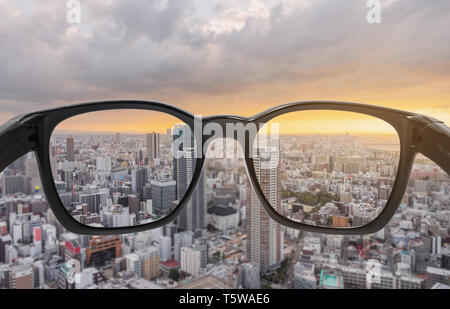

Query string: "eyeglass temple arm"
[[412, 120, 450, 175], [0, 115, 38, 173]]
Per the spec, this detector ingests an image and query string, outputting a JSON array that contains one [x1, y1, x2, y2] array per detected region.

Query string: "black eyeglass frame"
[[0, 100, 448, 235]]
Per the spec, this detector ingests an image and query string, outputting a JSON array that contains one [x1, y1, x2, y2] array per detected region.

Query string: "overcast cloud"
[[0, 0, 449, 121]]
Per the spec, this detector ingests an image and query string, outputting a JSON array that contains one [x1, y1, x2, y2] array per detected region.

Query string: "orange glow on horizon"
[[53, 109, 401, 136]]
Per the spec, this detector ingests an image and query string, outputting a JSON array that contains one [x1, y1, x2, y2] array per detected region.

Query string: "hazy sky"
[[0, 0, 449, 124]]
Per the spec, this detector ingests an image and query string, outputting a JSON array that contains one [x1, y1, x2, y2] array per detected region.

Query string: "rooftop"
[[175, 275, 233, 289], [161, 259, 181, 269]]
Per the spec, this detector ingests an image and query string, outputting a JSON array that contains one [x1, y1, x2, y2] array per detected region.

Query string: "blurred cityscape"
[[0, 127, 449, 289]]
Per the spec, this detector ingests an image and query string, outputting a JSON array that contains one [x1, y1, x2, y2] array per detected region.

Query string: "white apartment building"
[[181, 246, 201, 277], [125, 253, 141, 278]]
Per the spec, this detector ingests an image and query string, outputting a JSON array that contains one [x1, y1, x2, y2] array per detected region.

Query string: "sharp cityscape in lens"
[[277, 133, 399, 228]]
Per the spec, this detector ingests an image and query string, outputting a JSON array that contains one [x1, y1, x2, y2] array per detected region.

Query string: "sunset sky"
[[0, 0, 449, 127], [54, 108, 399, 136]]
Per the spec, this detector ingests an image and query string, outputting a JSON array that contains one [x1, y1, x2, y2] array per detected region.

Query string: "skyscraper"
[[146, 132, 160, 162], [172, 124, 195, 188], [66, 136, 75, 162], [173, 231, 193, 261], [2, 175, 32, 195], [131, 167, 147, 200], [125, 253, 141, 278], [143, 183, 152, 202], [151, 180, 176, 215], [80, 192, 107, 214], [174, 148, 195, 201], [246, 149, 283, 274], [128, 194, 140, 215], [180, 246, 201, 277], [175, 148, 205, 238], [191, 238, 208, 268], [0, 234, 12, 263], [159, 235, 172, 262], [137, 246, 160, 280]]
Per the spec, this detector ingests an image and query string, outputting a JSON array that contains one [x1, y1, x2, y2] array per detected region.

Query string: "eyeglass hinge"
[[20, 113, 45, 150], [407, 115, 444, 151]]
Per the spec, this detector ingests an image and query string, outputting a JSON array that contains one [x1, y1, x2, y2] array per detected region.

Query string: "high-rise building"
[[125, 253, 141, 278], [128, 194, 140, 215], [32, 226, 42, 254], [96, 156, 112, 172], [425, 267, 450, 289], [146, 132, 160, 162], [379, 185, 391, 201], [0, 234, 12, 263], [117, 195, 129, 208], [172, 124, 195, 194], [0, 221, 7, 235], [131, 167, 147, 200], [25, 154, 41, 190], [175, 148, 205, 238], [12, 221, 22, 245], [9, 264, 34, 289], [159, 235, 172, 262], [2, 175, 32, 195], [80, 192, 107, 214], [151, 180, 176, 215], [239, 262, 261, 289], [58, 261, 76, 289], [431, 235, 442, 255], [85, 236, 122, 266], [137, 246, 160, 280], [101, 205, 130, 228], [33, 261, 45, 288], [191, 238, 208, 268], [246, 149, 283, 274], [174, 231, 193, 261], [143, 183, 152, 202], [174, 148, 195, 200], [181, 246, 201, 277], [66, 136, 75, 162], [65, 238, 82, 267]]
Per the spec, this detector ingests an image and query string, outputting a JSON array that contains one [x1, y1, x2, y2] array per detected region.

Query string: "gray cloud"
[[0, 0, 449, 117]]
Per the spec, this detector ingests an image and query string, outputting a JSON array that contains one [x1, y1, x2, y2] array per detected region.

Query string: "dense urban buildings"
[[0, 129, 448, 289]]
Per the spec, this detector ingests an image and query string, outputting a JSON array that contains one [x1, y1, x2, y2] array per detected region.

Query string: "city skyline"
[[0, 0, 449, 290], [0, 136, 448, 289], [46, 124, 402, 231]]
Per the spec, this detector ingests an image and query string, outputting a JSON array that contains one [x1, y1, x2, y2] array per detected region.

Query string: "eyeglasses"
[[1, 100, 448, 235]]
